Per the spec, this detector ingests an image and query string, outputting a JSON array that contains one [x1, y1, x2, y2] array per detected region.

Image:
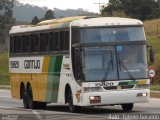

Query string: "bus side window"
[[50, 32, 56, 52], [22, 35, 30, 53], [14, 36, 22, 53], [60, 31, 65, 51], [10, 36, 14, 54], [40, 33, 49, 52], [31, 34, 40, 52], [45, 33, 49, 52], [65, 31, 69, 50], [31, 34, 34, 52], [72, 28, 80, 44], [55, 32, 60, 51], [14, 36, 18, 53], [35, 34, 40, 52]]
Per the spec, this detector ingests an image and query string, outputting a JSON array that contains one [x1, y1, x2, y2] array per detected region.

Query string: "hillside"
[[13, 0, 98, 22]]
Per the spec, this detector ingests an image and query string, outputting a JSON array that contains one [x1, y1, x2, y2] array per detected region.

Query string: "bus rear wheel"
[[22, 88, 29, 109], [121, 103, 133, 111], [27, 86, 47, 109], [27, 86, 34, 109], [67, 89, 80, 113]]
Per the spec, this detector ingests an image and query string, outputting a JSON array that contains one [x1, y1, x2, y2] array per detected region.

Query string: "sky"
[[18, 0, 109, 13]]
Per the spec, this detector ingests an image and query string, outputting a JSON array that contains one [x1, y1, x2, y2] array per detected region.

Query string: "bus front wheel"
[[67, 89, 80, 113], [121, 103, 133, 111]]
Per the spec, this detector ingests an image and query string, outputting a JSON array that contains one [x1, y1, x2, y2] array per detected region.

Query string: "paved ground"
[[0, 90, 160, 120]]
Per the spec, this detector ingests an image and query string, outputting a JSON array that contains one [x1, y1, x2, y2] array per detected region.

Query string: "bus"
[[9, 16, 154, 112]]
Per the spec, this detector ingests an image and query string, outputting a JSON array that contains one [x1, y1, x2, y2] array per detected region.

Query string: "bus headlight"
[[90, 96, 101, 104], [135, 84, 150, 89], [83, 87, 104, 93], [137, 93, 148, 97]]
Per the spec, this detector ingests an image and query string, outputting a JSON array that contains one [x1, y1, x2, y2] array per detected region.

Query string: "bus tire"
[[121, 103, 133, 111], [22, 88, 29, 109], [36, 102, 47, 109], [68, 89, 80, 113], [27, 86, 37, 109]]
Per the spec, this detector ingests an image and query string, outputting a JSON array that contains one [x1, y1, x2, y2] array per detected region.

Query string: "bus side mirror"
[[148, 46, 154, 63]]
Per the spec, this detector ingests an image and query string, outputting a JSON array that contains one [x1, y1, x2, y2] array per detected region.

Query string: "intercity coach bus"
[[9, 16, 154, 112]]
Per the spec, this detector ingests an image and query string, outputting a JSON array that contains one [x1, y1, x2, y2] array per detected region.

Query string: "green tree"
[[0, 0, 14, 25], [101, 0, 160, 20], [0, 0, 14, 51], [44, 9, 55, 20], [101, 0, 123, 16], [122, 0, 157, 20], [31, 16, 40, 25]]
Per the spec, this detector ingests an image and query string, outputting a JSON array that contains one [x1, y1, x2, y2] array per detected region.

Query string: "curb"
[[0, 85, 11, 89], [150, 90, 160, 98]]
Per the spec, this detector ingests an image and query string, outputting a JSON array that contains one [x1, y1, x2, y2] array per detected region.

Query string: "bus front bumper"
[[81, 89, 149, 106]]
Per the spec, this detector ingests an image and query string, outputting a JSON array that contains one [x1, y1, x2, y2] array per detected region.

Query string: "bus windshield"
[[82, 27, 145, 43], [82, 45, 148, 81]]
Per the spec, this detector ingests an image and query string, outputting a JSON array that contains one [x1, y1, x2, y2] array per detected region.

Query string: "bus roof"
[[10, 16, 143, 35], [71, 17, 143, 27], [10, 16, 88, 34]]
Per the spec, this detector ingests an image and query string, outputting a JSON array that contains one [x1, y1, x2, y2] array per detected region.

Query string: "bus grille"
[[103, 85, 134, 90]]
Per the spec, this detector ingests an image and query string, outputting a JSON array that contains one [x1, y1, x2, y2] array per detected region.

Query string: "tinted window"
[[50, 32, 56, 51], [40, 33, 49, 52], [72, 28, 80, 44], [55, 32, 60, 51], [31, 34, 40, 52], [14, 36, 21, 53], [64, 31, 69, 50], [22, 35, 30, 53], [10, 30, 70, 55]]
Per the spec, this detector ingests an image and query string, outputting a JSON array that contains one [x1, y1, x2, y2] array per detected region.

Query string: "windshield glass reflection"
[[82, 27, 145, 43], [82, 45, 148, 81], [83, 47, 118, 81], [117, 45, 148, 79]]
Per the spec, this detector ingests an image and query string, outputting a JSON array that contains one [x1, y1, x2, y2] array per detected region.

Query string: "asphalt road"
[[0, 90, 160, 120]]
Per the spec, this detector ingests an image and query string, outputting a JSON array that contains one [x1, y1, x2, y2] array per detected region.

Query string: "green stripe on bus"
[[128, 81, 138, 85], [45, 56, 63, 102], [118, 81, 129, 86], [51, 56, 63, 102], [46, 56, 55, 102], [118, 81, 138, 86]]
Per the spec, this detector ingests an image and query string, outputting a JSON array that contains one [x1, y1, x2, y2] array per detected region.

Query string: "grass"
[[0, 52, 9, 85], [144, 19, 160, 37], [150, 85, 160, 91], [147, 37, 160, 67]]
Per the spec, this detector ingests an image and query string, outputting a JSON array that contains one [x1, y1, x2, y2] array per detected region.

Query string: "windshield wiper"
[[103, 53, 113, 81], [118, 54, 136, 80]]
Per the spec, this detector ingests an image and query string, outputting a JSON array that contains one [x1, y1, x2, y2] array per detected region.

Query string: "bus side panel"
[[36, 56, 50, 102], [10, 73, 21, 99], [45, 56, 63, 102], [57, 56, 70, 104], [10, 73, 31, 99], [28, 56, 50, 102]]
